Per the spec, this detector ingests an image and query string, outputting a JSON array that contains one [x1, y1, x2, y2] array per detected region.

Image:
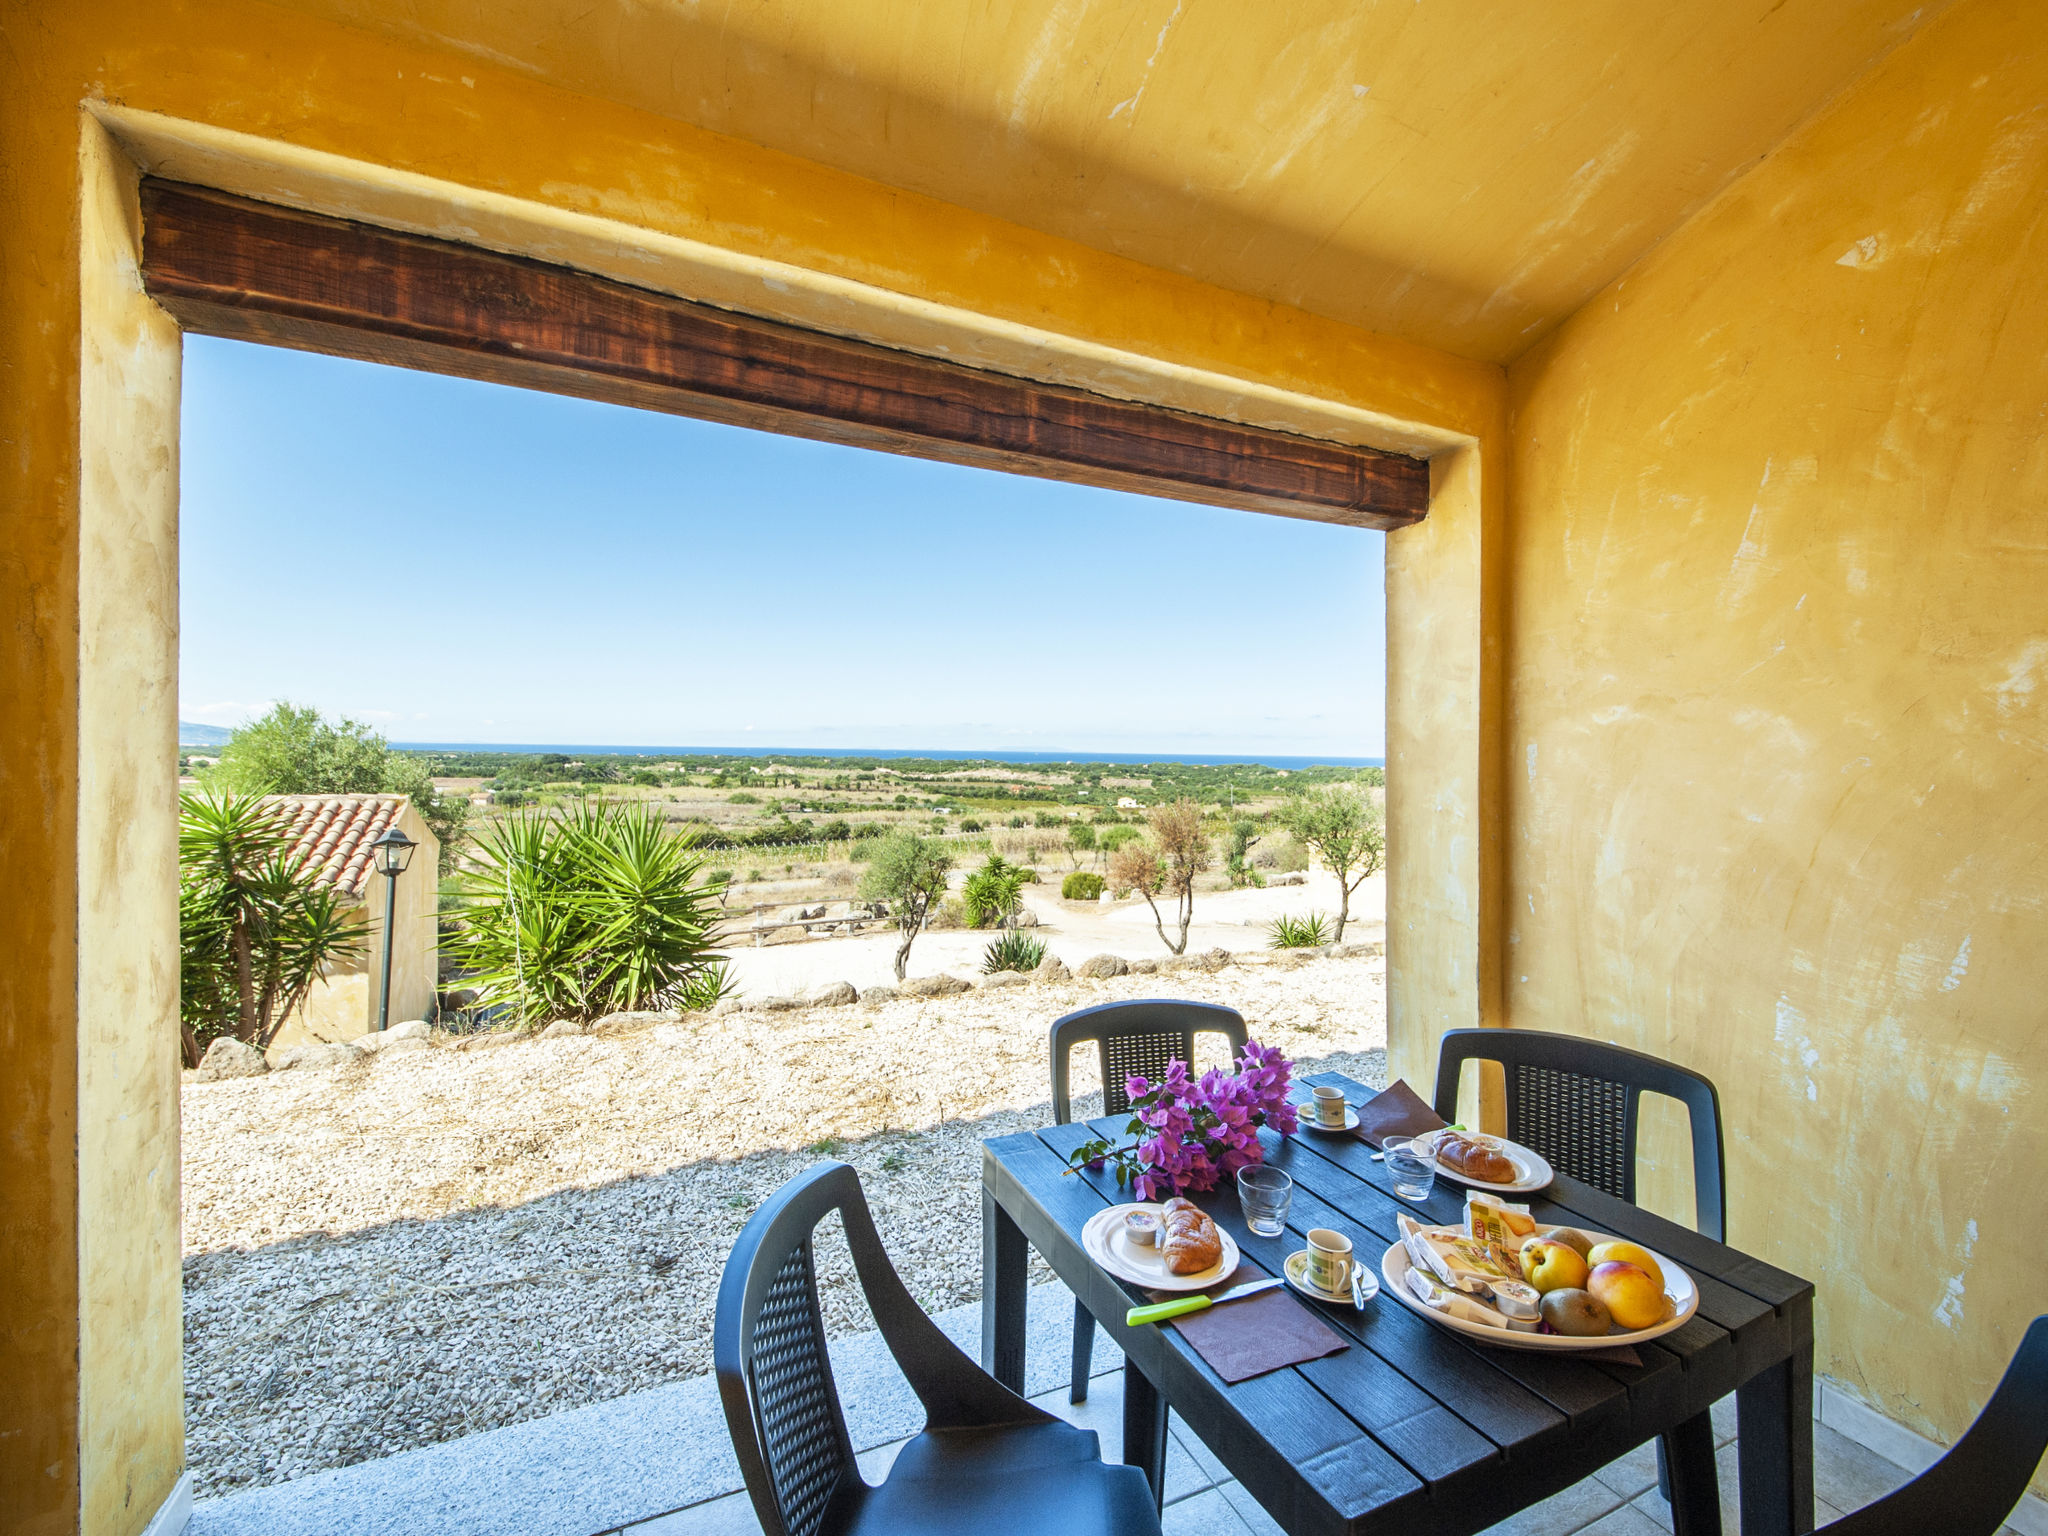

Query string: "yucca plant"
[[981, 930, 1047, 974], [1267, 911, 1332, 949], [178, 789, 370, 1065], [449, 799, 732, 1027], [962, 854, 1029, 929]]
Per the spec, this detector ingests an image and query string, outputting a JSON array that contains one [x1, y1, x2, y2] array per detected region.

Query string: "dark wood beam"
[[138, 180, 1428, 529]]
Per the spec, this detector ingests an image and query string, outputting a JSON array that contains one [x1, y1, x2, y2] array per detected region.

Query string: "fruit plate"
[[1379, 1232, 1697, 1352], [1082, 1204, 1241, 1292], [1410, 1129, 1555, 1194]]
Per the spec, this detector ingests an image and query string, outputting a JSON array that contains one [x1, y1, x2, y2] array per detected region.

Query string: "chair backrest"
[[1822, 1317, 2048, 1536], [715, 1162, 1051, 1536], [1431, 1028, 1727, 1241], [1050, 999, 1249, 1124]]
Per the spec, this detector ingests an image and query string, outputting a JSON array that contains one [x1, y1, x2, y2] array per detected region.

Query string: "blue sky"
[[179, 336, 1387, 756]]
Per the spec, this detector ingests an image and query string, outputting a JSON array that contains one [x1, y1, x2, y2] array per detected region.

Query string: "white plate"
[[1082, 1204, 1242, 1292], [1300, 1106, 1361, 1134], [1379, 1230, 1698, 1352], [1407, 1129, 1555, 1194], [1283, 1248, 1378, 1305]]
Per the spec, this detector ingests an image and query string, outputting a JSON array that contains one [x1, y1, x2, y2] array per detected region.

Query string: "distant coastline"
[[382, 742, 1384, 771]]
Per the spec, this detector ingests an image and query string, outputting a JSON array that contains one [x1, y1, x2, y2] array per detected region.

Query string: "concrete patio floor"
[[191, 1279, 2033, 1536]]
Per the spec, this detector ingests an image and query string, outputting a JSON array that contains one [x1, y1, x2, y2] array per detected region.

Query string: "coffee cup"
[[1312, 1085, 1348, 1128], [1306, 1227, 1352, 1295]]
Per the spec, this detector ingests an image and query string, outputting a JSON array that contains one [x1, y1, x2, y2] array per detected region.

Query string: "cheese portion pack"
[[1398, 1214, 1542, 1332]]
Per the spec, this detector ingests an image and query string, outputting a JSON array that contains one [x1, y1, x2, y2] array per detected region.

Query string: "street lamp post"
[[371, 824, 418, 1034]]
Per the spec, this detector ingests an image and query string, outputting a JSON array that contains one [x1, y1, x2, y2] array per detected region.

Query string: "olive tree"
[[1108, 798, 1210, 955], [1282, 783, 1385, 943], [858, 832, 955, 979]]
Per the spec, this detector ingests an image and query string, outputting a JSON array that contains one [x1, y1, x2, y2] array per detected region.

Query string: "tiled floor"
[[617, 1366, 2002, 1536]]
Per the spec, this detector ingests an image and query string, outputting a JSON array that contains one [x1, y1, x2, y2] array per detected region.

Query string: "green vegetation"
[[1281, 784, 1385, 942], [962, 854, 1029, 929], [1267, 911, 1332, 949], [1224, 818, 1267, 889], [728, 792, 760, 803], [207, 702, 468, 865], [177, 789, 369, 1065], [981, 930, 1047, 974], [1061, 871, 1105, 901], [1098, 823, 1143, 855], [856, 832, 955, 980], [449, 799, 732, 1027]]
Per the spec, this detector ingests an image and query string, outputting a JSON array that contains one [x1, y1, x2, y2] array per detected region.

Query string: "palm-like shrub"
[[178, 790, 369, 1065], [450, 800, 732, 1026], [1267, 911, 1332, 949], [962, 854, 1029, 929], [981, 930, 1047, 974]]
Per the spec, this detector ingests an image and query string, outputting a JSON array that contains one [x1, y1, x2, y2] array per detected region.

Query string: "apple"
[[1518, 1236, 1591, 1295], [1586, 1241, 1665, 1291], [1587, 1261, 1666, 1331]]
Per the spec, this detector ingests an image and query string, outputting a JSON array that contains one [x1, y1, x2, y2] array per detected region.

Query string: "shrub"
[[746, 868, 764, 882], [818, 819, 852, 842], [1268, 911, 1332, 949], [1098, 823, 1143, 854], [1062, 871, 1105, 901], [963, 854, 1029, 929], [449, 800, 732, 1026], [959, 818, 984, 832], [1033, 810, 1063, 828], [853, 821, 887, 839], [1006, 815, 1026, 829], [728, 791, 760, 804], [982, 930, 1047, 974]]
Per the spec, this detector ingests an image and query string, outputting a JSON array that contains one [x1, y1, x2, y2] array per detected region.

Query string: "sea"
[[387, 743, 1383, 770]]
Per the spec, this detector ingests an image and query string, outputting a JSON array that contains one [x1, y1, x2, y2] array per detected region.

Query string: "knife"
[[1126, 1275, 1286, 1327]]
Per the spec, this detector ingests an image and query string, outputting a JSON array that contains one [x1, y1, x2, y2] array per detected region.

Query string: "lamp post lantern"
[[371, 824, 417, 1034]]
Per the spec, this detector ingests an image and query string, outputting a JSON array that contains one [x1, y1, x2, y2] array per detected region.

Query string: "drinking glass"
[[1237, 1165, 1294, 1237], [1384, 1137, 1437, 1201]]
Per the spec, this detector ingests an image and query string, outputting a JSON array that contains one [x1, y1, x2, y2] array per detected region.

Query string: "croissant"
[[1432, 1133, 1518, 1184], [1160, 1197, 1223, 1275]]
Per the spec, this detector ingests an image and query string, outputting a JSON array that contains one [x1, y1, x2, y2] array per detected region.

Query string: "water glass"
[[1236, 1164, 1294, 1237], [1384, 1137, 1437, 1201]]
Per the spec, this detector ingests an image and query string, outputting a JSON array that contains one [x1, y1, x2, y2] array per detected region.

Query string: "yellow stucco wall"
[[1, 5, 1500, 1530], [1507, 0, 2046, 1480]]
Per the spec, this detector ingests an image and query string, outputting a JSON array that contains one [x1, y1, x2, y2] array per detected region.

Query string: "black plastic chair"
[[1050, 999, 1248, 1402], [1434, 1027, 1728, 1523], [1821, 1315, 2048, 1536], [1431, 1026, 1726, 1239], [715, 1161, 1162, 1536]]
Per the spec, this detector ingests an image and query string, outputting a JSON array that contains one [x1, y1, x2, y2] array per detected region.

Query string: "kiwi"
[[1539, 1226, 1595, 1260], [1540, 1287, 1613, 1337]]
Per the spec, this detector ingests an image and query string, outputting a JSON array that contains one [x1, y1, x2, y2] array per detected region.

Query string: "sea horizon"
[[384, 742, 1385, 770]]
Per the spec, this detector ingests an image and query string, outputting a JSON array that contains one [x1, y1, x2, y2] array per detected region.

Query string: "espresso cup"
[[1312, 1084, 1348, 1127], [1306, 1227, 1353, 1295]]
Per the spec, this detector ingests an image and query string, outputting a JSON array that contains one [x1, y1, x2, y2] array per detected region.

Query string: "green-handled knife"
[[1126, 1275, 1285, 1327]]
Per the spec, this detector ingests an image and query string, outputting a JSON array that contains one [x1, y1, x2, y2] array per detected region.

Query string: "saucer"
[[1284, 1247, 1372, 1304], [1300, 1105, 1360, 1135]]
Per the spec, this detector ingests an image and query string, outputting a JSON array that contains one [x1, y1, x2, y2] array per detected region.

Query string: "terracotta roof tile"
[[260, 794, 409, 899]]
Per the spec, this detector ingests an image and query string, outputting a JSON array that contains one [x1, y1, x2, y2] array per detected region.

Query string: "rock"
[[1332, 941, 1384, 959], [711, 999, 746, 1018], [272, 1042, 353, 1072], [194, 1037, 268, 1080], [538, 1018, 585, 1039], [752, 994, 805, 1012], [1008, 908, 1039, 927], [1270, 872, 1306, 886], [1129, 958, 1159, 974], [808, 981, 859, 1007], [389, 1019, 432, 1041], [900, 973, 973, 998], [1195, 948, 1234, 972], [860, 985, 900, 1005], [593, 1010, 677, 1030], [978, 971, 1027, 989], [1076, 953, 1129, 979], [356, 1035, 429, 1059], [1030, 955, 1072, 984]]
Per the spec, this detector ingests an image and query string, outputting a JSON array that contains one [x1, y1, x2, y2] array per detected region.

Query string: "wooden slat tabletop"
[[982, 1068, 1815, 1536]]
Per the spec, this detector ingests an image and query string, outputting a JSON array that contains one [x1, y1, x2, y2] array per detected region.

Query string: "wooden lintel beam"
[[137, 180, 1429, 528]]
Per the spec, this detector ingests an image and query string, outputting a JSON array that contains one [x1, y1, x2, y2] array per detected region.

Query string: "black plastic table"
[[981, 1069, 1814, 1536]]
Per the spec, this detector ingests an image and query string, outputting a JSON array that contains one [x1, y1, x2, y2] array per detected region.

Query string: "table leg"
[[981, 1186, 1028, 1392], [1738, 1346, 1814, 1536], [1122, 1356, 1169, 1512], [1660, 1413, 1722, 1536]]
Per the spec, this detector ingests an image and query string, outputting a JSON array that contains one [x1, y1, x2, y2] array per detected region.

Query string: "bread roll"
[[1160, 1197, 1223, 1275], [1433, 1133, 1518, 1184]]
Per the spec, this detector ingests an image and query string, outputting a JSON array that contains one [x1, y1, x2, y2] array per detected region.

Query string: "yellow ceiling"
[[276, 0, 1939, 363]]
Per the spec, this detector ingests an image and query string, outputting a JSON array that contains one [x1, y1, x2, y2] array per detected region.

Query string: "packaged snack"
[[1402, 1266, 1542, 1332], [1399, 1214, 1519, 1290], [1466, 1192, 1536, 1247]]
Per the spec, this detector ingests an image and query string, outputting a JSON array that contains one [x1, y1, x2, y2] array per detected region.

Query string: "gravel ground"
[[182, 954, 1386, 1499]]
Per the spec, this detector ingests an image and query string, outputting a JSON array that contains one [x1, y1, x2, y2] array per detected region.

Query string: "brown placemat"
[[1353, 1078, 1449, 1148], [1173, 1287, 1349, 1383]]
